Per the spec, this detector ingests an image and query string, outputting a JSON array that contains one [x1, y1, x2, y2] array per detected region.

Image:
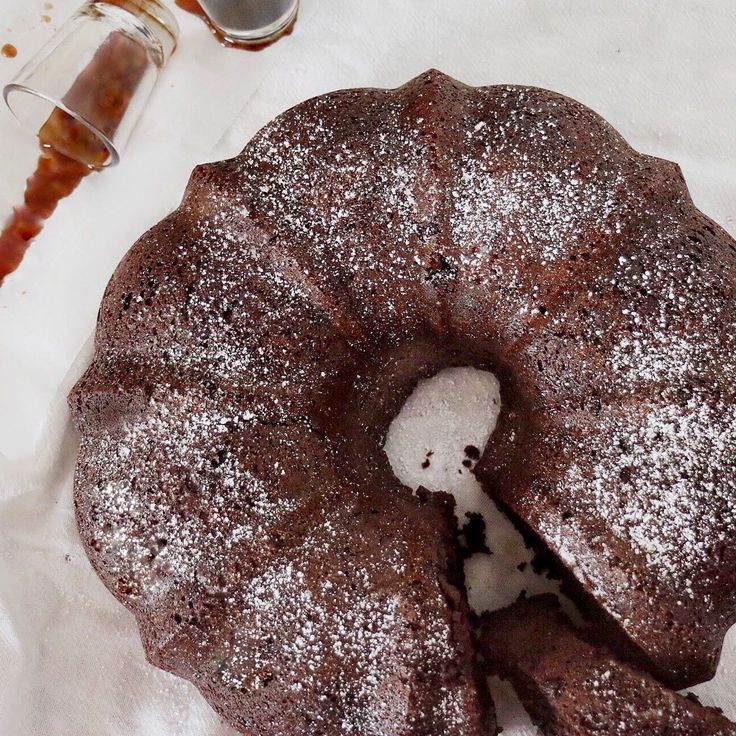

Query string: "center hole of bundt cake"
[[383, 366, 564, 730], [383, 366, 561, 612]]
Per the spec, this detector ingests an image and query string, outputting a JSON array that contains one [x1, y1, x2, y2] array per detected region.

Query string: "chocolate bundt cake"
[[70, 70, 736, 732], [479, 595, 736, 735]]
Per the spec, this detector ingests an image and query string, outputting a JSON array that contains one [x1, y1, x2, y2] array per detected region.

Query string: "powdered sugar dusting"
[[583, 662, 736, 735], [561, 397, 736, 594]]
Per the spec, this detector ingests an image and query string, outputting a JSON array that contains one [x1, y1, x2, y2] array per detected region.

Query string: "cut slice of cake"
[[479, 594, 736, 736]]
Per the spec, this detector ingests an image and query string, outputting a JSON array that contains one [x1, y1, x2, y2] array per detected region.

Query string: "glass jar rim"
[[4, 83, 119, 167], [88, 0, 179, 62]]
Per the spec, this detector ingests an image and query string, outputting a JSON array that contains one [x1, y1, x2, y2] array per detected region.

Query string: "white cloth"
[[1, 1, 735, 733]]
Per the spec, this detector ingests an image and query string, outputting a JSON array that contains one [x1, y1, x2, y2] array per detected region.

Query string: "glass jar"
[[3, 0, 179, 167], [196, 0, 299, 46]]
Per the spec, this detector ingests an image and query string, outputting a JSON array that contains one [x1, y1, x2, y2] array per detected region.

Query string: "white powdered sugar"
[[562, 396, 736, 595]]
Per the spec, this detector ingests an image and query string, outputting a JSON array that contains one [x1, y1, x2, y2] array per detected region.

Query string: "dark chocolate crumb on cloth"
[[459, 512, 491, 557]]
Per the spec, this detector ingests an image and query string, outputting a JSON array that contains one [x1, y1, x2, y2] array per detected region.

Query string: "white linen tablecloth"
[[0, 1, 734, 733]]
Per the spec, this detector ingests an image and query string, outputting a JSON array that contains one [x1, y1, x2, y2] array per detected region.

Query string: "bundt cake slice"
[[479, 595, 736, 735]]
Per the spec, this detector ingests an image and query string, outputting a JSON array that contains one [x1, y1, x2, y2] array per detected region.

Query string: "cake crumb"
[[464, 445, 481, 460]]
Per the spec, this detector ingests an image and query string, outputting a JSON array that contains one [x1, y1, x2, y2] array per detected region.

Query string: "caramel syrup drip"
[[1, 43, 17, 58], [175, 0, 297, 50], [0, 131, 92, 283], [0, 32, 148, 285]]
